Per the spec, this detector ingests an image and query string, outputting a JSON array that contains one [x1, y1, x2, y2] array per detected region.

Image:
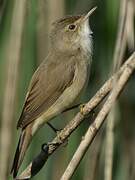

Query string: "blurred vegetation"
[[0, 0, 135, 180]]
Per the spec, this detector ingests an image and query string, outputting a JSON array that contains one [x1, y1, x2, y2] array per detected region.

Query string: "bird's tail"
[[11, 125, 32, 178]]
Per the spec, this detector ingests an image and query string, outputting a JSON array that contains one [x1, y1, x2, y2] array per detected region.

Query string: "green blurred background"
[[0, 0, 135, 180]]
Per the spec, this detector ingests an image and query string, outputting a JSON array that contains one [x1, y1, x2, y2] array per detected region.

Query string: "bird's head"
[[50, 7, 97, 55]]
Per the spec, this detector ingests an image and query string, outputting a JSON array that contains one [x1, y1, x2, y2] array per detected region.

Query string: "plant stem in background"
[[105, 0, 128, 180], [0, 1, 26, 180]]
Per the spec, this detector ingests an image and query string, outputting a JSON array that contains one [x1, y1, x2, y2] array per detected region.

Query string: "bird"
[[11, 7, 96, 178]]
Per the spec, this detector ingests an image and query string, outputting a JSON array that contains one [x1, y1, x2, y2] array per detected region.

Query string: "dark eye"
[[68, 24, 76, 30]]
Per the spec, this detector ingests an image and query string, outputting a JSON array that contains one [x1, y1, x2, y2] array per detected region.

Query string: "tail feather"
[[11, 126, 32, 178], [10, 134, 22, 177]]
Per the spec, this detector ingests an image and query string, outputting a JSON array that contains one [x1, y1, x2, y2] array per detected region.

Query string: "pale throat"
[[80, 19, 92, 56]]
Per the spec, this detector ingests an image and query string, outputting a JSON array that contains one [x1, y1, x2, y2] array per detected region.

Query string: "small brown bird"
[[11, 7, 96, 178]]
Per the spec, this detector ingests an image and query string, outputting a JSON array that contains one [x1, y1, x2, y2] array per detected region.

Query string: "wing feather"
[[17, 59, 75, 129]]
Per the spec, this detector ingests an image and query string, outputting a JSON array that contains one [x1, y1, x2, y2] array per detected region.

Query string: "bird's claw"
[[79, 103, 86, 115]]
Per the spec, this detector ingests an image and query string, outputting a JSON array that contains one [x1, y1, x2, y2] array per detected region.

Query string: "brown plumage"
[[11, 7, 96, 178], [11, 55, 76, 178], [18, 57, 75, 129]]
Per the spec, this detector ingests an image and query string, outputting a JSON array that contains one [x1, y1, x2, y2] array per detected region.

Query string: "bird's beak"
[[82, 6, 97, 22], [75, 7, 97, 25]]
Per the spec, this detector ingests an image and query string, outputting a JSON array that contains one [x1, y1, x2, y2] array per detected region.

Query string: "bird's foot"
[[79, 103, 86, 115], [79, 104, 96, 119]]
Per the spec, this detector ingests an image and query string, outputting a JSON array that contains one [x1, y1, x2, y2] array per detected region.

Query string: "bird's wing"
[[17, 59, 75, 129]]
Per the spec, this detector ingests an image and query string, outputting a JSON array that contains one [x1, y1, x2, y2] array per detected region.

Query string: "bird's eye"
[[68, 24, 76, 30]]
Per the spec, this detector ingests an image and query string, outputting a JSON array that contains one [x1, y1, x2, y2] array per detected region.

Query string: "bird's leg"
[[63, 103, 81, 113], [47, 102, 95, 137], [47, 122, 62, 133], [47, 104, 81, 133], [47, 123, 68, 146], [64, 102, 95, 117]]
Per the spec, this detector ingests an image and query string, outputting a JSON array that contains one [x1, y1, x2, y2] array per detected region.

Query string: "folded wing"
[[17, 59, 75, 129]]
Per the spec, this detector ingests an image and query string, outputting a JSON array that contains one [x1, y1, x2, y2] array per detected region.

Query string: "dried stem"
[[126, 0, 135, 50], [37, 0, 65, 63], [113, 0, 127, 71], [105, 0, 128, 180]]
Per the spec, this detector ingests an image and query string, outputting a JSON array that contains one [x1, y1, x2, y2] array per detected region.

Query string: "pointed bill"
[[83, 6, 97, 21], [76, 6, 97, 24]]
